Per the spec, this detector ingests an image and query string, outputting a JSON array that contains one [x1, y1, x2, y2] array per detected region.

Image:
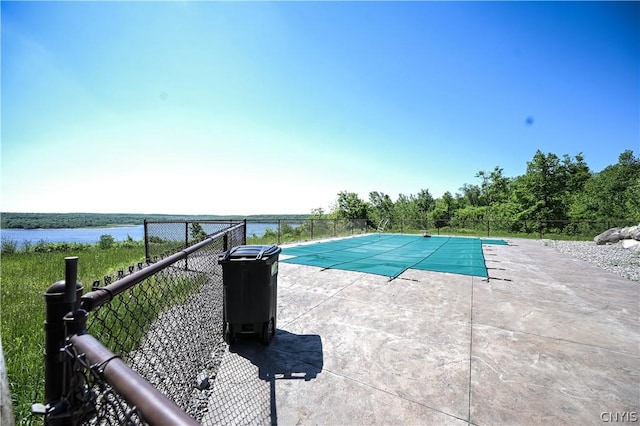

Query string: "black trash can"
[[218, 244, 281, 345]]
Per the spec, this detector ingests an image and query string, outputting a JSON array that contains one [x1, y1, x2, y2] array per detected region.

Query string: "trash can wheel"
[[224, 323, 237, 345], [261, 318, 275, 346], [222, 306, 236, 345]]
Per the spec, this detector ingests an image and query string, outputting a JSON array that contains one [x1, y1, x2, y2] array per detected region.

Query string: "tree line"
[[322, 149, 640, 234], [0, 213, 309, 229]]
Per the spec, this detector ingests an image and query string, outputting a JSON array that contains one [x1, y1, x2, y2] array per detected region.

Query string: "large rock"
[[595, 223, 640, 246], [622, 239, 640, 253], [620, 225, 639, 239], [594, 227, 623, 245]]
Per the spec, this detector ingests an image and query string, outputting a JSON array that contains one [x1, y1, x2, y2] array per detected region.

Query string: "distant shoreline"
[[0, 212, 310, 230], [1, 224, 141, 231]]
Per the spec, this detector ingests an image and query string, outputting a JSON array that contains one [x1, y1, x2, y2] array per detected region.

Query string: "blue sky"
[[2, 1, 638, 215]]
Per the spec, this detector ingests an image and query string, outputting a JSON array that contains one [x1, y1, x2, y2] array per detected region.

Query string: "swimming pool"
[[281, 234, 508, 278]]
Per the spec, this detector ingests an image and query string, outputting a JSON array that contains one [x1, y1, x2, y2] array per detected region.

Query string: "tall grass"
[[1, 245, 145, 425]]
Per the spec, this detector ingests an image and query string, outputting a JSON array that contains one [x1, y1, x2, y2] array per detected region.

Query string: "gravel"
[[541, 239, 640, 283]]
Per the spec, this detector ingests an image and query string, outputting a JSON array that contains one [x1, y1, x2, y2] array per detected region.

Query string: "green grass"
[[1, 246, 145, 425]]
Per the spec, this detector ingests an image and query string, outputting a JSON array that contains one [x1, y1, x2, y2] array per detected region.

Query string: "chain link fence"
[[39, 222, 245, 424], [243, 217, 637, 244], [245, 218, 368, 245], [367, 218, 639, 239], [144, 219, 244, 261]]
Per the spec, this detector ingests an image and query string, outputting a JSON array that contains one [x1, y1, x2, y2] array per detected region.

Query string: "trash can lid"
[[221, 244, 281, 261]]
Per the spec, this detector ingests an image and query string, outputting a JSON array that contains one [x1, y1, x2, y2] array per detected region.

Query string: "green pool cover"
[[281, 234, 508, 278]]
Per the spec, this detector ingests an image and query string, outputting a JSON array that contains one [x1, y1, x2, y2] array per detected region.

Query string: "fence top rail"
[[69, 333, 199, 426], [82, 223, 244, 312], [143, 219, 244, 224]]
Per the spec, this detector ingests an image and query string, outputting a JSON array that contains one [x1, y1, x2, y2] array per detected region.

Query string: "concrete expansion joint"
[[328, 276, 365, 299], [322, 368, 469, 424], [279, 275, 369, 329], [474, 323, 639, 356], [467, 274, 475, 423]]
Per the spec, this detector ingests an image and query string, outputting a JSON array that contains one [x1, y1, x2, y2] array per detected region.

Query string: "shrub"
[[21, 240, 33, 252], [1, 238, 17, 254], [98, 234, 115, 249]]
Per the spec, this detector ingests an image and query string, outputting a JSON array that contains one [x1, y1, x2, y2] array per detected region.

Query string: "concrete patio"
[[203, 237, 639, 425]]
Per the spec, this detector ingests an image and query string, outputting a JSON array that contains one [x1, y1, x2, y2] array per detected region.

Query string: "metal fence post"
[[184, 222, 190, 271], [36, 257, 82, 423], [143, 219, 150, 262], [243, 219, 247, 245], [61, 308, 92, 424], [278, 219, 281, 245], [539, 220, 543, 239]]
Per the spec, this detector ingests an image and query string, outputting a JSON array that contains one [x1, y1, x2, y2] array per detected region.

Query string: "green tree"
[[334, 191, 370, 221], [563, 153, 591, 194], [472, 166, 514, 232], [413, 189, 435, 228], [310, 207, 326, 218], [416, 189, 435, 213], [476, 166, 511, 207], [560, 153, 592, 220], [393, 193, 419, 228], [190, 223, 208, 243], [512, 151, 568, 224], [571, 150, 640, 221], [459, 183, 482, 207], [368, 191, 394, 227], [626, 177, 640, 221], [429, 191, 456, 227]]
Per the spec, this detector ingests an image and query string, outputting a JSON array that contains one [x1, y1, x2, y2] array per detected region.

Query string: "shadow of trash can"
[[218, 244, 281, 345]]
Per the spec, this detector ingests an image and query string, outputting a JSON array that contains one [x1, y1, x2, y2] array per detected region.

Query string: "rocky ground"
[[541, 239, 640, 283]]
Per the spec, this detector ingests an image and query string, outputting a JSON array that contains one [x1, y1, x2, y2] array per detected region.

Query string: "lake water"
[[0, 222, 286, 246]]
